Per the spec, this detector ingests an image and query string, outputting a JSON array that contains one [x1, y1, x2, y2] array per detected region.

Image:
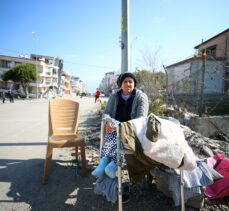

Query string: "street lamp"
[[32, 32, 39, 99]]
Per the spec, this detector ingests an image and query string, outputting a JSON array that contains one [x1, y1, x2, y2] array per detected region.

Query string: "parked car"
[[80, 92, 87, 97], [14, 90, 26, 99]]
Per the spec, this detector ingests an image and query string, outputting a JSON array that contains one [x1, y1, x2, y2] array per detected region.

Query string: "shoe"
[[122, 183, 130, 203], [105, 160, 117, 179], [91, 156, 109, 177]]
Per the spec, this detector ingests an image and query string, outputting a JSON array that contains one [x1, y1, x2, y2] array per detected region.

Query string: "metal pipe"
[[180, 169, 185, 211], [116, 122, 123, 211]]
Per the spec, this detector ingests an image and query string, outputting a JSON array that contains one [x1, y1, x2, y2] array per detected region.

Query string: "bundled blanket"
[[120, 113, 196, 170]]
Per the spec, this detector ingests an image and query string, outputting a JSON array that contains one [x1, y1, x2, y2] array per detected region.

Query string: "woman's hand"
[[105, 121, 115, 134]]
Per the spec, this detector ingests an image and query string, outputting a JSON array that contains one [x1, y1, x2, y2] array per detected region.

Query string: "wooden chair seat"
[[49, 134, 84, 146]]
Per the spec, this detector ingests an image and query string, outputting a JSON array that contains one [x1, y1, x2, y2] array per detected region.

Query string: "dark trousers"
[[9, 95, 14, 103]]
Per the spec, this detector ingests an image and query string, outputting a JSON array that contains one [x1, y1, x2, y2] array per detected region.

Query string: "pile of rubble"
[[166, 107, 229, 158], [183, 125, 229, 158], [79, 115, 228, 210]]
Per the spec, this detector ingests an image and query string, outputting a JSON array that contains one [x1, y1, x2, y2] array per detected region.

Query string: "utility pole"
[[121, 0, 130, 73], [57, 59, 63, 96], [198, 46, 206, 117], [163, 65, 169, 105]]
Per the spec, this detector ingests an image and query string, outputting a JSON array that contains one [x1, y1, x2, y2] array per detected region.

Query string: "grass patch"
[[148, 99, 168, 116], [101, 100, 107, 110]]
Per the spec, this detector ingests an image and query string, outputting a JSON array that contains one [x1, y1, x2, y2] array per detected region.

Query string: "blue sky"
[[0, 0, 228, 93]]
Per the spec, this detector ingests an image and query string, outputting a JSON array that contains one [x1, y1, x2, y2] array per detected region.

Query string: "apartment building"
[[60, 71, 72, 95], [0, 54, 64, 97], [30, 54, 61, 96], [71, 76, 85, 95], [99, 71, 119, 96], [0, 53, 87, 98], [0, 55, 34, 89]]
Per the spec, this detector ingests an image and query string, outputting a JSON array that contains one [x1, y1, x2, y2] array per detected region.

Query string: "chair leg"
[[75, 146, 78, 161], [80, 144, 87, 176], [43, 145, 53, 184], [147, 171, 154, 185]]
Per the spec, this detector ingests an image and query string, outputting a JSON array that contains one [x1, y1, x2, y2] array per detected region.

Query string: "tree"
[[137, 45, 162, 72], [135, 69, 165, 98], [2, 64, 36, 98], [135, 70, 167, 115]]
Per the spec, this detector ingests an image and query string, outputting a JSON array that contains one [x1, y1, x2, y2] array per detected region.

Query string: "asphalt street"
[[0, 97, 101, 211], [1, 97, 228, 211]]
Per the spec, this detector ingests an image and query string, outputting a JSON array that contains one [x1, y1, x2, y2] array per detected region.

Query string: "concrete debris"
[[78, 114, 228, 210], [183, 125, 229, 158]]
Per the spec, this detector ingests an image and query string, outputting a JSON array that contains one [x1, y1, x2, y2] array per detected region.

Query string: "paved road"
[[0, 97, 101, 152], [0, 97, 101, 211], [1, 98, 227, 211]]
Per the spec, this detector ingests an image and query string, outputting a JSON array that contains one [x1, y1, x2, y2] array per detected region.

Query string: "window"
[[225, 63, 229, 73], [0, 60, 10, 68], [45, 68, 51, 75], [206, 45, 216, 58], [15, 62, 22, 66]]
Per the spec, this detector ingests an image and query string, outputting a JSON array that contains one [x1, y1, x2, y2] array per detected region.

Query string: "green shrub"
[[101, 101, 107, 110], [148, 98, 168, 116]]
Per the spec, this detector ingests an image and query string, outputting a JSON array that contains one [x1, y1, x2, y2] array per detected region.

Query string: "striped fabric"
[[151, 160, 223, 206]]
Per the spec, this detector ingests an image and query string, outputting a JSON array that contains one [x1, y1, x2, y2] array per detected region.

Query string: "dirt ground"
[[0, 99, 228, 211], [79, 121, 229, 211], [1, 125, 227, 211]]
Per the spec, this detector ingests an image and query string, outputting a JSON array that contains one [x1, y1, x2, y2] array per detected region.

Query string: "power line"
[[64, 60, 119, 70], [0, 47, 120, 71]]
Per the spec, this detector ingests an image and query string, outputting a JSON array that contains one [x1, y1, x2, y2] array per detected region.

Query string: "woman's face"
[[121, 77, 135, 95]]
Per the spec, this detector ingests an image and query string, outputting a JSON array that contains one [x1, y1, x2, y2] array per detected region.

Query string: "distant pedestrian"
[[95, 88, 101, 103], [8, 89, 14, 103], [2, 91, 6, 103], [98, 95, 102, 103]]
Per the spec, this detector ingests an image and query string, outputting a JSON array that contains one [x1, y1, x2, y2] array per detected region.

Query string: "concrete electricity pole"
[[117, 4, 130, 210], [121, 0, 130, 73]]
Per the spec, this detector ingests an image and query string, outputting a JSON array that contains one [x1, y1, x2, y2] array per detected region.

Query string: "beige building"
[[0, 55, 33, 89], [194, 28, 229, 62], [60, 71, 72, 95], [99, 71, 119, 96], [165, 28, 229, 114], [0, 54, 65, 98], [194, 28, 229, 92], [0, 54, 87, 98], [71, 76, 86, 96], [30, 54, 59, 97]]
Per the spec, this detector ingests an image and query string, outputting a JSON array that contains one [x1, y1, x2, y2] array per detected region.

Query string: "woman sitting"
[[92, 72, 149, 178]]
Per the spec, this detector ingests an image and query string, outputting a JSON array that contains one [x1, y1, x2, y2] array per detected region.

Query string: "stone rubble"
[[183, 125, 229, 158], [78, 113, 229, 211]]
